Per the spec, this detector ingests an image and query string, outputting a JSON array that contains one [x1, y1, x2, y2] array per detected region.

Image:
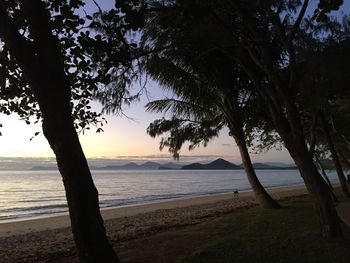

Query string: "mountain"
[[182, 158, 241, 170], [158, 162, 183, 170], [30, 160, 297, 171], [252, 163, 276, 169], [90, 162, 162, 170], [122, 162, 140, 169], [160, 162, 183, 169], [209, 158, 241, 169], [140, 161, 161, 169], [181, 159, 297, 170], [264, 162, 293, 168], [181, 162, 206, 169], [94, 162, 140, 170]]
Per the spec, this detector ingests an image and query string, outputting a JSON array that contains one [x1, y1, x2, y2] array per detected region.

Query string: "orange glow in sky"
[[0, 110, 241, 160], [0, 94, 292, 164], [3, 0, 347, 165]]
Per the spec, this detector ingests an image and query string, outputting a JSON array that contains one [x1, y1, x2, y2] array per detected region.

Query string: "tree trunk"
[[0, 1, 120, 262], [315, 157, 338, 203], [319, 112, 350, 198], [285, 135, 342, 239], [338, 150, 350, 184], [223, 100, 280, 209], [264, 97, 343, 240], [315, 157, 333, 190], [41, 105, 119, 263], [234, 129, 281, 208]]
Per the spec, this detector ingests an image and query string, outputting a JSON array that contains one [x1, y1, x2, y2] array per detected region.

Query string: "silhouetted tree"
[[312, 0, 344, 22], [142, 6, 280, 208], [138, 0, 343, 239], [298, 33, 350, 197], [83, 0, 347, 240], [0, 1, 144, 261]]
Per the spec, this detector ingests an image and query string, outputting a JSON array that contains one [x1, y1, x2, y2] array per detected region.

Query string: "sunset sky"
[[0, 83, 292, 164], [0, 0, 347, 164]]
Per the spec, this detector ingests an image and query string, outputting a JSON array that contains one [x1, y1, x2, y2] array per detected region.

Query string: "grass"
[[182, 200, 350, 263]]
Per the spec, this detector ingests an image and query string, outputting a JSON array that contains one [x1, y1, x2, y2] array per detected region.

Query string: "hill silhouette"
[[30, 159, 296, 171], [182, 158, 241, 170]]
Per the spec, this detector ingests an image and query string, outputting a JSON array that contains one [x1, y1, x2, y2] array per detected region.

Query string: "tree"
[[207, 0, 343, 239], [142, 8, 280, 208], [139, 0, 343, 239], [146, 97, 280, 209], [319, 112, 350, 196], [0, 1, 143, 261], [298, 33, 350, 197], [312, 0, 344, 22]]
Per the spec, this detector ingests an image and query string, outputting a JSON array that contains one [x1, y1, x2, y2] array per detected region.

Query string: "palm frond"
[[145, 98, 218, 120], [146, 116, 225, 159]]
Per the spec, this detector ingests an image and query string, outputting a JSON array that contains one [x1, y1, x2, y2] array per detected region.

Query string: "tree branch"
[[131, 44, 172, 60], [309, 110, 320, 157], [92, 0, 103, 16], [289, 0, 309, 41], [0, 3, 36, 71]]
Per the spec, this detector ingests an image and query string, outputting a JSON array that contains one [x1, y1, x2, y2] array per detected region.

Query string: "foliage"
[[141, 1, 266, 158], [0, 0, 145, 134], [312, 0, 344, 22], [140, 0, 350, 172], [296, 23, 350, 161], [147, 115, 224, 159]]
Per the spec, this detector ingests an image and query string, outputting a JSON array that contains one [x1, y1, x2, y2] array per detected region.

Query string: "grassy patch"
[[182, 200, 350, 263]]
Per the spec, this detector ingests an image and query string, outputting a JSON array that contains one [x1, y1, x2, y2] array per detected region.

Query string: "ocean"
[[0, 169, 338, 222]]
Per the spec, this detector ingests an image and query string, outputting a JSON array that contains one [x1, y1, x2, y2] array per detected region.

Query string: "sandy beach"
[[0, 185, 310, 262]]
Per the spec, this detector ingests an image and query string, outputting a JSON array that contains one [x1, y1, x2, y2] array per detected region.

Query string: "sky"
[[0, 0, 348, 164], [0, 82, 292, 164]]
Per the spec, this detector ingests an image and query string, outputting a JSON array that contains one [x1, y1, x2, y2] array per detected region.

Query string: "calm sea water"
[[0, 169, 338, 221]]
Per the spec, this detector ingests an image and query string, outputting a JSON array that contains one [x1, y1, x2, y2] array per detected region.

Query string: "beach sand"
[[0, 185, 309, 262]]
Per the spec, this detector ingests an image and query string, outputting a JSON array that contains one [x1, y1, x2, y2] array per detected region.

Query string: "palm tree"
[[140, 0, 280, 208], [144, 43, 280, 208]]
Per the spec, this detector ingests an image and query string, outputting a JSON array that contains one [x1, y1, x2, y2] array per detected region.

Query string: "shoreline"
[[0, 184, 309, 237], [0, 182, 306, 224]]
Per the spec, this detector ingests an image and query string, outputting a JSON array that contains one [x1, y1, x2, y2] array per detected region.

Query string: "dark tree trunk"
[[289, 143, 341, 239], [41, 104, 119, 263], [223, 7, 343, 240], [0, 1, 119, 262], [338, 150, 350, 184], [315, 157, 334, 190], [234, 129, 281, 208], [315, 157, 338, 203], [264, 97, 343, 240], [223, 100, 280, 209], [319, 112, 350, 198]]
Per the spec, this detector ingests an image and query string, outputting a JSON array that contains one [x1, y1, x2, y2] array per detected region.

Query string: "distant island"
[[181, 158, 241, 170], [30, 158, 297, 171], [181, 158, 296, 170]]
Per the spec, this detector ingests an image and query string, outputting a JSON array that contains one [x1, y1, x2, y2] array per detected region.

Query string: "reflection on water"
[[0, 169, 337, 221]]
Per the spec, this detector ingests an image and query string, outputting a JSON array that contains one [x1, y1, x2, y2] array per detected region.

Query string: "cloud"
[[222, 143, 231, 147]]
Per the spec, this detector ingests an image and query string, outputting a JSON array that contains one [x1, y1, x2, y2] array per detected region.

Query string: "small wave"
[[0, 207, 68, 221], [0, 203, 68, 221], [19, 198, 65, 203]]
